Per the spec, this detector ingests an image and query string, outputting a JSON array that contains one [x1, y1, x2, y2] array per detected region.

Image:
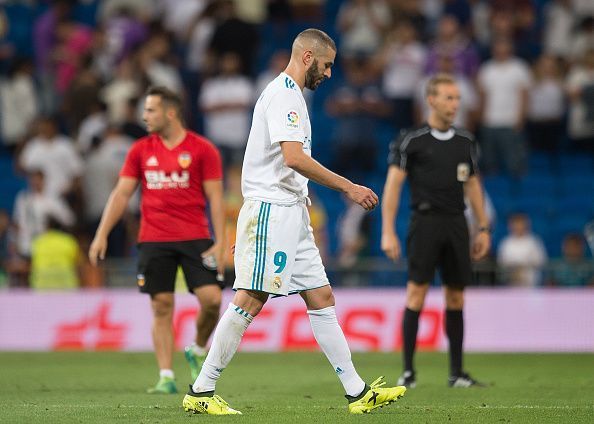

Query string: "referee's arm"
[[464, 175, 491, 260], [381, 165, 407, 261]]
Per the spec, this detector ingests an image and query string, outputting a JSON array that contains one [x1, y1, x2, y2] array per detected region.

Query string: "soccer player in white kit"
[[182, 28, 406, 415]]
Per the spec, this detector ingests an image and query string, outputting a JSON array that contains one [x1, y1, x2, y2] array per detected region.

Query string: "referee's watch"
[[478, 226, 492, 234]]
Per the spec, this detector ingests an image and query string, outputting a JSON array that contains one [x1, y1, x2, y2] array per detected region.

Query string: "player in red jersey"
[[89, 86, 225, 394]]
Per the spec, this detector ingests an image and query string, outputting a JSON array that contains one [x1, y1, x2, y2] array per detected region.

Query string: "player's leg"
[[294, 206, 405, 413], [138, 242, 179, 394], [441, 215, 485, 387], [179, 239, 224, 380], [399, 281, 429, 387], [399, 212, 441, 387], [182, 289, 266, 414]]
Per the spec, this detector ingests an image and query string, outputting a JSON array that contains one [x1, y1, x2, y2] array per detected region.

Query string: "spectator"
[[100, 57, 142, 124], [566, 49, 594, 152], [76, 101, 108, 155], [325, 56, 391, 180], [570, 16, 594, 63], [12, 169, 75, 260], [199, 52, 254, 169], [209, 0, 259, 76], [336, 0, 392, 58], [548, 233, 594, 287], [542, 0, 575, 60], [478, 38, 531, 176], [425, 15, 480, 78], [497, 213, 547, 287], [82, 126, 133, 257], [19, 117, 84, 199], [120, 97, 147, 140], [0, 58, 38, 152], [526, 54, 565, 152], [375, 20, 427, 130], [0, 209, 9, 287], [337, 199, 371, 269], [138, 31, 183, 95], [29, 216, 82, 290], [255, 50, 290, 100], [53, 20, 94, 95]]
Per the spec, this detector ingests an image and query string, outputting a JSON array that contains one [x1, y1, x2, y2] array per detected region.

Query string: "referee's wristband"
[[478, 226, 492, 234]]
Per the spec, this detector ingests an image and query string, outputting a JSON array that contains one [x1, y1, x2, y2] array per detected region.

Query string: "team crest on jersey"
[[286, 110, 300, 129], [273, 276, 282, 290], [146, 156, 159, 167], [457, 163, 470, 182], [178, 152, 192, 169]]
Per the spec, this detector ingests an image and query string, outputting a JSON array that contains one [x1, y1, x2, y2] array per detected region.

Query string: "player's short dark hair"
[[145, 86, 184, 120], [426, 73, 457, 97], [295, 28, 336, 54]]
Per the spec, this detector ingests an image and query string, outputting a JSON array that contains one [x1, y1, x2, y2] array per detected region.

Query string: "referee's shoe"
[[448, 372, 487, 388]]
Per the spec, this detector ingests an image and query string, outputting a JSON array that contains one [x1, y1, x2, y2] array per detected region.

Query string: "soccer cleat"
[[448, 372, 487, 388], [147, 376, 177, 394], [182, 386, 242, 415], [346, 376, 406, 414], [397, 370, 417, 388], [184, 346, 206, 381]]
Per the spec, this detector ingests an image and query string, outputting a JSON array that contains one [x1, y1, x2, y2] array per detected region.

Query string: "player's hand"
[[381, 231, 401, 261], [472, 231, 491, 260], [345, 183, 379, 211], [202, 242, 225, 278], [88, 235, 108, 266]]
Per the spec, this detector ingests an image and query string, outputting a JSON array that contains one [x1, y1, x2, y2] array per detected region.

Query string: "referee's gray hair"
[[293, 29, 336, 54], [425, 73, 457, 97]]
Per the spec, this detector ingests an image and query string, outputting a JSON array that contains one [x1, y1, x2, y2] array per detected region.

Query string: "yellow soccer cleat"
[[347, 376, 406, 414], [182, 387, 242, 415]]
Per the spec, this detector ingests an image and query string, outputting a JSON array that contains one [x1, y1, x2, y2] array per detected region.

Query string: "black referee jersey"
[[388, 124, 479, 215]]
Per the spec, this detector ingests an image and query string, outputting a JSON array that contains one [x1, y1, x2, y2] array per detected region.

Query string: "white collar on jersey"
[[430, 128, 455, 140]]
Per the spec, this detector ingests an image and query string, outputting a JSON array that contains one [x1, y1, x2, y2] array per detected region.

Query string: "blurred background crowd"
[[0, 0, 593, 290]]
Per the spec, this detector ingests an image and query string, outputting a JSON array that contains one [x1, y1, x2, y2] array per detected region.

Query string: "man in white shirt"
[[497, 213, 547, 287], [183, 28, 405, 416], [478, 38, 531, 176]]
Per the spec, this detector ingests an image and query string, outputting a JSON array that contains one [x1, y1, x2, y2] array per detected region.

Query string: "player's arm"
[[464, 175, 491, 260], [202, 179, 226, 277], [381, 165, 407, 261], [280, 141, 378, 210], [89, 177, 138, 265]]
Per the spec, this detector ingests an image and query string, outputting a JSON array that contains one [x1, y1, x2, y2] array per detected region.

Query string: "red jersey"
[[120, 131, 222, 242]]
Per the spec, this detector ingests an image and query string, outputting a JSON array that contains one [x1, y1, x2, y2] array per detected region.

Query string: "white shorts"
[[233, 199, 329, 296]]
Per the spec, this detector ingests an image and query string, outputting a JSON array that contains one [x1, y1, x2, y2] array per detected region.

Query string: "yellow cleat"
[[182, 387, 242, 415], [347, 376, 406, 414]]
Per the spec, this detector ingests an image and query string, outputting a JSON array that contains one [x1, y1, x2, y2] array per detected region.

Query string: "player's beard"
[[304, 59, 326, 90]]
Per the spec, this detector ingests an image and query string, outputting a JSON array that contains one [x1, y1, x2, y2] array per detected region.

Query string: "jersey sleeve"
[[387, 130, 411, 170], [266, 90, 306, 145], [200, 142, 223, 181], [119, 142, 142, 179]]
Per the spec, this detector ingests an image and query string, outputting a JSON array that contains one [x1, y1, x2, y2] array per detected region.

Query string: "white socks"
[[307, 306, 366, 397], [160, 369, 174, 379], [188, 343, 207, 356], [192, 303, 253, 393]]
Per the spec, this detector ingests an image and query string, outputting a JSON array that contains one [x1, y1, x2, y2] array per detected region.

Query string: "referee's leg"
[[444, 286, 464, 378], [402, 281, 429, 374]]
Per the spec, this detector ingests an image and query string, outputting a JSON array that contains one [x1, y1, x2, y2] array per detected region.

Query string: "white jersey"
[[242, 72, 312, 205]]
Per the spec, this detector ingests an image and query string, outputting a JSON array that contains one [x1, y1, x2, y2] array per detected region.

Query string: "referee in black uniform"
[[381, 74, 491, 388]]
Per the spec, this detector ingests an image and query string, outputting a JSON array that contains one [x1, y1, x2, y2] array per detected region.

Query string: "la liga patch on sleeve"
[[286, 110, 300, 129]]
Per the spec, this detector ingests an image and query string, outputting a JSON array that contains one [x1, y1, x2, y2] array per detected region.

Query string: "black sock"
[[402, 307, 420, 372], [445, 309, 463, 377]]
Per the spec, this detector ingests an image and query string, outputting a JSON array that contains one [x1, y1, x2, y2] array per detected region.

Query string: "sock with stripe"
[[307, 306, 366, 397], [192, 303, 253, 393]]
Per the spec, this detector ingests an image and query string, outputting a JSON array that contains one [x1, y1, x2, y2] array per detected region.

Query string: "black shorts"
[[406, 212, 471, 288], [137, 239, 224, 295]]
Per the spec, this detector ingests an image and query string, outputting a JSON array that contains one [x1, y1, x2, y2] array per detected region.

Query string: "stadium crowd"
[[0, 0, 593, 289]]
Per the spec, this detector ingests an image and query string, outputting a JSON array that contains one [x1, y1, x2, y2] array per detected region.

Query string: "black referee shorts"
[[406, 212, 471, 289], [137, 239, 224, 295]]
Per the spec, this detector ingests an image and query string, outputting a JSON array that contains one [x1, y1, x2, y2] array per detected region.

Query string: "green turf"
[[0, 352, 592, 423]]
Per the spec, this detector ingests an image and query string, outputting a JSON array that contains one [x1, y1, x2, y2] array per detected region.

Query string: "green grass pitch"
[[1, 352, 592, 423]]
